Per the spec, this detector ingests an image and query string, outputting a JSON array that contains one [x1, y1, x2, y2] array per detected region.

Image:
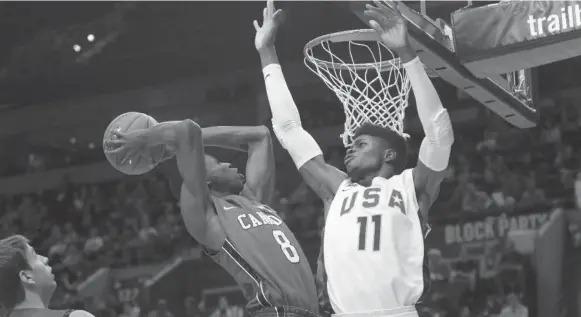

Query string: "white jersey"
[[323, 169, 429, 314]]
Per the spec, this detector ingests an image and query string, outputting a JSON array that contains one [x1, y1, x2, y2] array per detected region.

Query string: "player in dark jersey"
[[0, 235, 95, 317], [105, 122, 319, 317]]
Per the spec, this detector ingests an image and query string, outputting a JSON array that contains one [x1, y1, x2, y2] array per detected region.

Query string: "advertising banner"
[[452, 1, 581, 76], [426, 209, 551, 259]]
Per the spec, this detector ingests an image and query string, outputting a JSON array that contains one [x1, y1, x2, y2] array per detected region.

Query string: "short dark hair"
[[0, 235, 30, 310], [354, 123, 408, 174]]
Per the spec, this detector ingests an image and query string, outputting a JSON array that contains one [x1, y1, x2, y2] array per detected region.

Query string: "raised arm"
[[107, 120, 225, 250], [254, 0, 347, 205], [201, 125, 275, 204], [365, 2, 454, 218]]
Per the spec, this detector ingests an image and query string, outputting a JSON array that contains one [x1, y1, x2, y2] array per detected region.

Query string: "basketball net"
[[304, 29, 412, 147]]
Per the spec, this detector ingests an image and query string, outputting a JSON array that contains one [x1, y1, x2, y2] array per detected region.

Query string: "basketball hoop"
[[304, 29, 412, 147]]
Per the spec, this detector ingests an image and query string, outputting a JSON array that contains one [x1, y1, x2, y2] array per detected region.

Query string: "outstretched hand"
[[253, 0, 284, 52], [364, 0, 409, 51]]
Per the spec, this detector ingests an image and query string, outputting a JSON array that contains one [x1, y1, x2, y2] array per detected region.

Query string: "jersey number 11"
[[357, 215, 382, 251]]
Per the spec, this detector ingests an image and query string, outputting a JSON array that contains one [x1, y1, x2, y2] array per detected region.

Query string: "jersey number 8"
[[273, 230, 300, 263]]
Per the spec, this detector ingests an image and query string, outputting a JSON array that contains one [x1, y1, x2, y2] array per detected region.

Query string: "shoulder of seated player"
[[69, 310, 96, 317]]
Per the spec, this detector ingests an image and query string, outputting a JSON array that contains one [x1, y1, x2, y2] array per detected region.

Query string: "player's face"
[[24, 245, 56, 299], [205, 155, 245, 193], [344, 135, 388, 177]]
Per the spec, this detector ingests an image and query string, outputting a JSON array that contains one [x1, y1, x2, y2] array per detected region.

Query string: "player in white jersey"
[[254, 1, 454, 316]]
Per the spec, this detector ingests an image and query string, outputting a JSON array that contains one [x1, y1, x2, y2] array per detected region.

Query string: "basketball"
[[103, 112, 166, 175]]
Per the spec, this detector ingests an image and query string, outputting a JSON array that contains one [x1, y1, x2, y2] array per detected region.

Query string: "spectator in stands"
[[26, 153, 46, 174], [476, 129, 498, 153], [539, 119, 561, 145], [498, 240, 527, 295], [148, 299, 174, 317], [491, 181, 516, 212], [62, 244, 82, 271], [62, 223, 80, 246], [83, 228, 104, 260], [452, 251, 478, 297], [209, 297, 243, 317], [458, 306, 471, 317], [47, 226, 67, 261], [198, 299, 208, 317], [462, 183, 493, 213], [119, 301, 141, 317], [427, 249, 458, 314], [518, 174, 546, 210], [428, 249, 452, 282], [499, 293, 528, 317], [184, 296, 201, 317]]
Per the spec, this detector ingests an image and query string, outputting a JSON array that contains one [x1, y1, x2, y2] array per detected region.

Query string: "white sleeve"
[[404, 57, 454, 171], [262, 64, 323, 169]]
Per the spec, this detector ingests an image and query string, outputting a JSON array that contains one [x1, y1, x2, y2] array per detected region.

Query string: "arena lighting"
[[73, 44, 81, 52], [87, 34, 95, 42]]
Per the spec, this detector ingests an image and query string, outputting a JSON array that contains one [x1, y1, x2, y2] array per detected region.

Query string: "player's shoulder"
[[211, 193, 253, 210], [68, 310, 96, 317], [397, 168, 415, 185]]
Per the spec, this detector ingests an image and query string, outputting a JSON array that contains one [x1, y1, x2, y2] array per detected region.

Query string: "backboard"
[[346, 1, 545, 129]]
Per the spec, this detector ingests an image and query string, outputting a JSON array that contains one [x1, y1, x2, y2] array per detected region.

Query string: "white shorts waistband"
[[333, 306, 418, 317]]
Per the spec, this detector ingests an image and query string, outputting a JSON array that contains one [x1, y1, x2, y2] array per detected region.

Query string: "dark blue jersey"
[[207, 195, 318, 315]]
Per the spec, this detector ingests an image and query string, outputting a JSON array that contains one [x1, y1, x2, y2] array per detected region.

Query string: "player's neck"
[[357, 167, 395, 186], [13, 292, 47, 310], [356, 174, 376, 187]]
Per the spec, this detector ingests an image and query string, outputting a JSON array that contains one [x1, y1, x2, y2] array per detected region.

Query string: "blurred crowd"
[[0, 89, 580, 317], [0, 173, 192, 307]]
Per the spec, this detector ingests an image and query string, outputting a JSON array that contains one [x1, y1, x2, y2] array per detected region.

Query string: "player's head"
[[0, 235, 56, 310], [344, 123, 408, 182], [205, 154, 245, 194]]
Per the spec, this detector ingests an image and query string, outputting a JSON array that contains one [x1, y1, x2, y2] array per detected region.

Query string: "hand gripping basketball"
[[253, 0, 284, 51], [364, 1, 409, 51], [104, 129, 154, 165]]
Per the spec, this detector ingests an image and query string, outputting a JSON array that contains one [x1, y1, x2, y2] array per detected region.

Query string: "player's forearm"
[[258, 46, 280, 68], [141, 120, 200, 150], [394, 45, 417, 64], [201, 126, 270, 152], [262, 61, 301, 127]]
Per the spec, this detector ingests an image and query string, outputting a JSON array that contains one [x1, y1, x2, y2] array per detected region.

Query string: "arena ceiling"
[[0, 1, 575, 111], [0, 1, 469, 109]]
